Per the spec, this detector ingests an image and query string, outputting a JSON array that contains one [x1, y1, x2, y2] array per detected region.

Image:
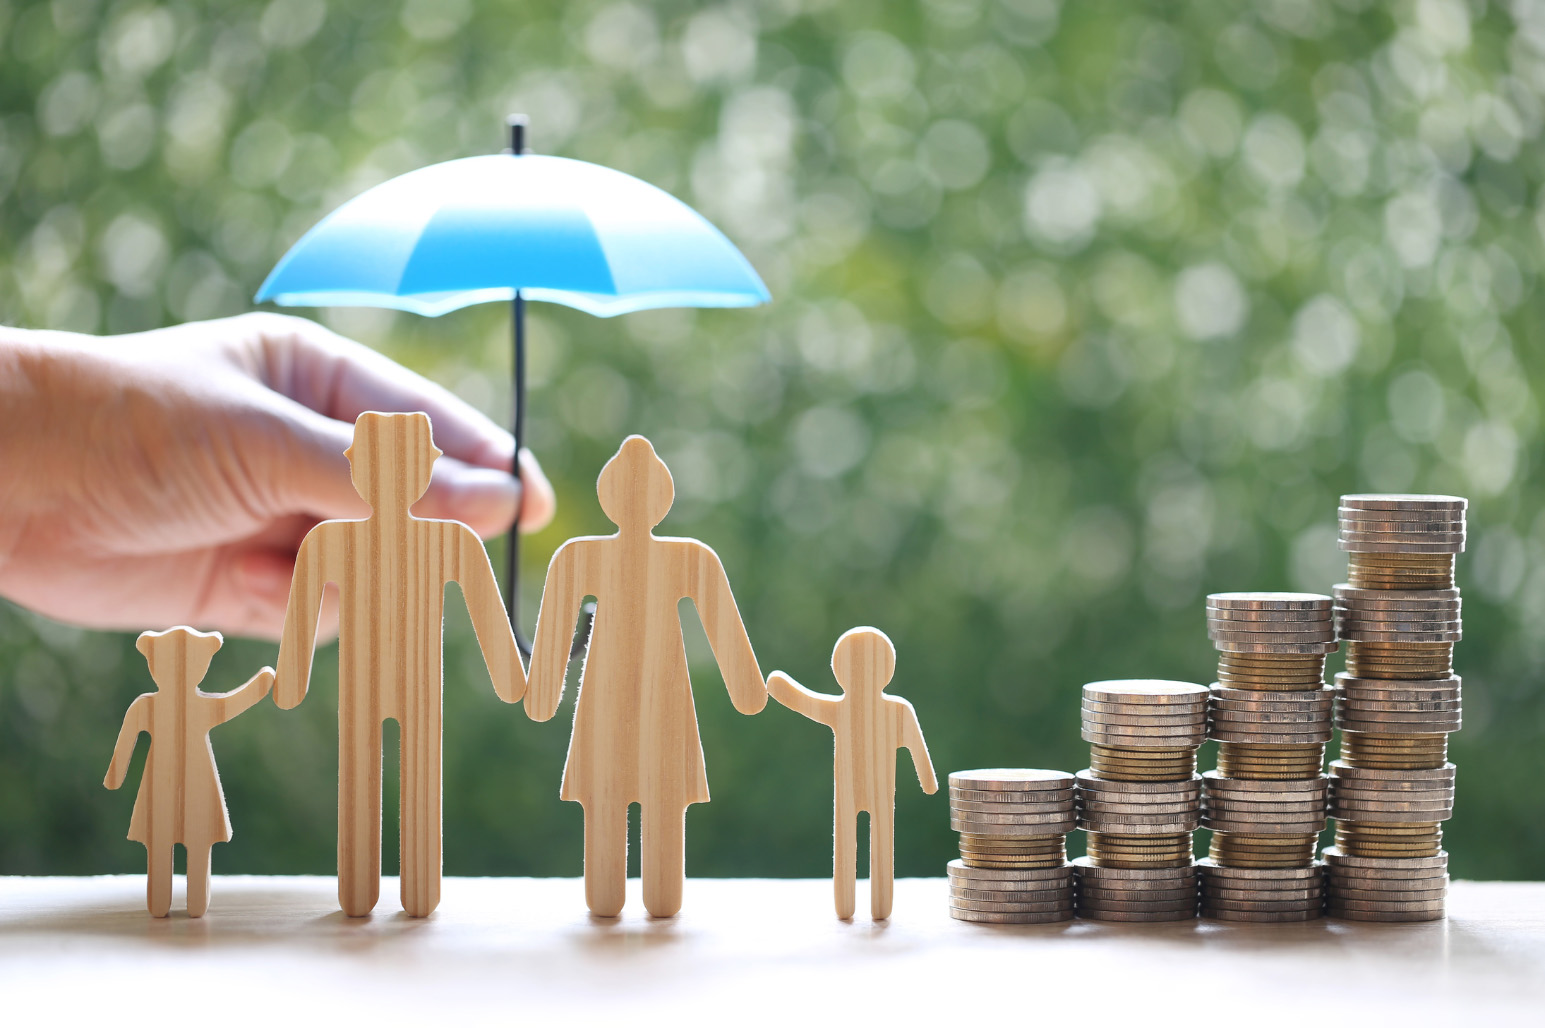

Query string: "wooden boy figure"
[[276, 411, 527, 918], [105, 628, 274, 918], [767, 628, 937, 920]]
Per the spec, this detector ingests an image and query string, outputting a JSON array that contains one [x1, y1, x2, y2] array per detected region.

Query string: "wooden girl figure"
[[767, 627, 937, 920], [527, 435, 767, 919], [104, 628, 274, 918]]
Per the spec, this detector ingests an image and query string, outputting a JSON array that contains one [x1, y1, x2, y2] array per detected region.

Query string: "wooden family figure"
[[105, 414, 934, 923], [769, 628, 937, 920], [104, 628, 274, 917]]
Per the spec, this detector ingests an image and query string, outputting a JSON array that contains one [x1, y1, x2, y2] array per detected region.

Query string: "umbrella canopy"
[[255, 138, 769, 647], [256, 154, 769, 316]]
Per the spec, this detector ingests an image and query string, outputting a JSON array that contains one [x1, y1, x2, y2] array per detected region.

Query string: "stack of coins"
[[947, 769, 1076, 923], [1200, 593, 1335, 922], [1074, 681, 1207, 922], [1327, 494, 1465, 922]]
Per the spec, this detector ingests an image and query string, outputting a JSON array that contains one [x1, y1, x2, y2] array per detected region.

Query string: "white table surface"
[[2, 876, 1542, 1024]]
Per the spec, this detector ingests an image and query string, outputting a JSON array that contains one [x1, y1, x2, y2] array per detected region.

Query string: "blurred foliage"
[[2, 0, 1544, 884]]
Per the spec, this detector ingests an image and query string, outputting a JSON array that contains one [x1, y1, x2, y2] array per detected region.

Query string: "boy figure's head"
[[137, 627, 223, 692], [598, 435, 674, 531], [346, 411, 441, 515], [830, 627, 896, 696]]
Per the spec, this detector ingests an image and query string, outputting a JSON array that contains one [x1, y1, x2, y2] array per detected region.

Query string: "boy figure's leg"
[[869, 803, 895, 920], [834, 790, 857, 920]]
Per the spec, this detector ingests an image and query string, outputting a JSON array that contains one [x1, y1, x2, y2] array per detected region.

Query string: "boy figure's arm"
[[766, 671, 841, 728], [893, 697, 938, 794], [454, 523, 527, 704]]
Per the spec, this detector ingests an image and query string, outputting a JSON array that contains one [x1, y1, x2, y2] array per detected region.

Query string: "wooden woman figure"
[[526, 435, 767, 919], [767, 627, 937, 920], [276, 411, 527, 919], [104, 627, 274, 918]]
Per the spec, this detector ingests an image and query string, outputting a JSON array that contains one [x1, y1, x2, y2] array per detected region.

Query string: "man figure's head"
[[346, 411, 441, 515]]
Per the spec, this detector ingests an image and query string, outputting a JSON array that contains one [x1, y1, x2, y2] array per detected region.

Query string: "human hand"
[[0, 313, 556, 639]]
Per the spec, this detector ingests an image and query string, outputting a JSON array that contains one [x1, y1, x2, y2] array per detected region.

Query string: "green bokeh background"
[[2, 0, 1542, 882]]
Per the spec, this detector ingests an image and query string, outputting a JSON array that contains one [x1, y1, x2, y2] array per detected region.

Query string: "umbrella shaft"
[[507, 292, 526, 637]]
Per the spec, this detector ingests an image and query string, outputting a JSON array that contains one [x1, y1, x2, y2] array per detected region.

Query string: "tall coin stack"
[[1074, 681, 1208, 922], [1199, 593, 1336, 922], [1326, 494, 1465, 922], [947, 769, 1076, 924]]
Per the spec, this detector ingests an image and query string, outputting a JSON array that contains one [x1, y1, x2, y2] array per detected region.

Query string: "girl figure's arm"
[[104, 695, 152, 789], [208, 667, 277, 724]]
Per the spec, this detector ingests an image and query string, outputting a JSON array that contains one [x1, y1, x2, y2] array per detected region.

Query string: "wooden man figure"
[[526, 435, 766, 919], [105, 628, 274, 918], [276, 411, 526, 918], [767, 627, 937, 920]]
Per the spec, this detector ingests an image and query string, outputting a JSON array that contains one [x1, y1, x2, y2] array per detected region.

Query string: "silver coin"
[[1208, 715, 1333, 731], [1325, 896, 1448, 913], [1081, 696, 1209, 714], [1338, 495, 1467, 512], [1209, 728, 1333, 745], [1329, 783, 1455, 800], [1082, 711, 1209, 729], [1333, 706, 1463, 722], [1074, 895, 1198, 912], [950, 887, 1075, 905], [952, 820, 1077, 836], [1326, 907, 1444, 922], [949, 898, 1075, 914], [1073, 858, 1197, 879], [948, 769, 1076, 791], [1331, 585, 1461, 605], [1204, 887, 1324, 904], [951, 797, 1075, 813], [1202, 817, 1326, 833], [1337, 698, 1463, 713], [947, 859, 1072, 879], [1339, 539, 1465, 555], [1206, 607, 1335, 622], [1326, 874, 1448, 890], [1203, 907, 1324, 923], [1198, 895, 1323, 912], [949, 907, 1075, 924], [950, 787, 1078, 804], [1328, 761, 1455, 781], [1077, 907, 1197, 922], [1075, 770, 1203, 790], [1209, 629, 1337, 645], [1083, 680, 1211, 703], [1205, 802, 1327, 817], [1078, 791, 1202, 808], [1207, 592, 1332, 610], [1337, 515, 1466, 532], [1320, 847, 1448, 869], [1208, 620, 1337, 636], [1195, 860, 1324, 879], [1326, 887, 1447, 903], [1214, 640, 1341, 654], [1210, 685, 1335, 703], [1338, 524, 1467, 539]]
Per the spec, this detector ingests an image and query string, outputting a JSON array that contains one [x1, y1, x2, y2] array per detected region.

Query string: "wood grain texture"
[[526, 435, 766, 919], [104, 627, 273, 918], [275, 412, 527, 918], [768, 627, 937, 920]]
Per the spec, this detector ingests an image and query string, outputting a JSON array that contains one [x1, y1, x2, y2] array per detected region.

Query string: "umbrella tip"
[[505, 114, 529, 156]]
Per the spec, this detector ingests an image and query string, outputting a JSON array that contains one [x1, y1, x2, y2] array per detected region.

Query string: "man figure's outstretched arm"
[[688, 542, 766, 716], [275, 528, 329, 709], [455, 524, 527, 704]]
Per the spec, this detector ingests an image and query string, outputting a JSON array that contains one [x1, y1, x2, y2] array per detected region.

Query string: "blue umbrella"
[[257, 119, 770, 648]]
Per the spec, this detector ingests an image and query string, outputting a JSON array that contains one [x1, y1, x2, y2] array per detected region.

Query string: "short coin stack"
[[1074, 681, 1207, 922], [947, 769, 1076, 924], [1327, 493, 1465, 922], [1200, 593, 1335, 921]]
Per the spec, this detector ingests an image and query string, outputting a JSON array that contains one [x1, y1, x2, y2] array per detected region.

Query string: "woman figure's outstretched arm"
[[687, 542, 766, 716], [104, 695, 152, 790], [526, 541, 585, 722]]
